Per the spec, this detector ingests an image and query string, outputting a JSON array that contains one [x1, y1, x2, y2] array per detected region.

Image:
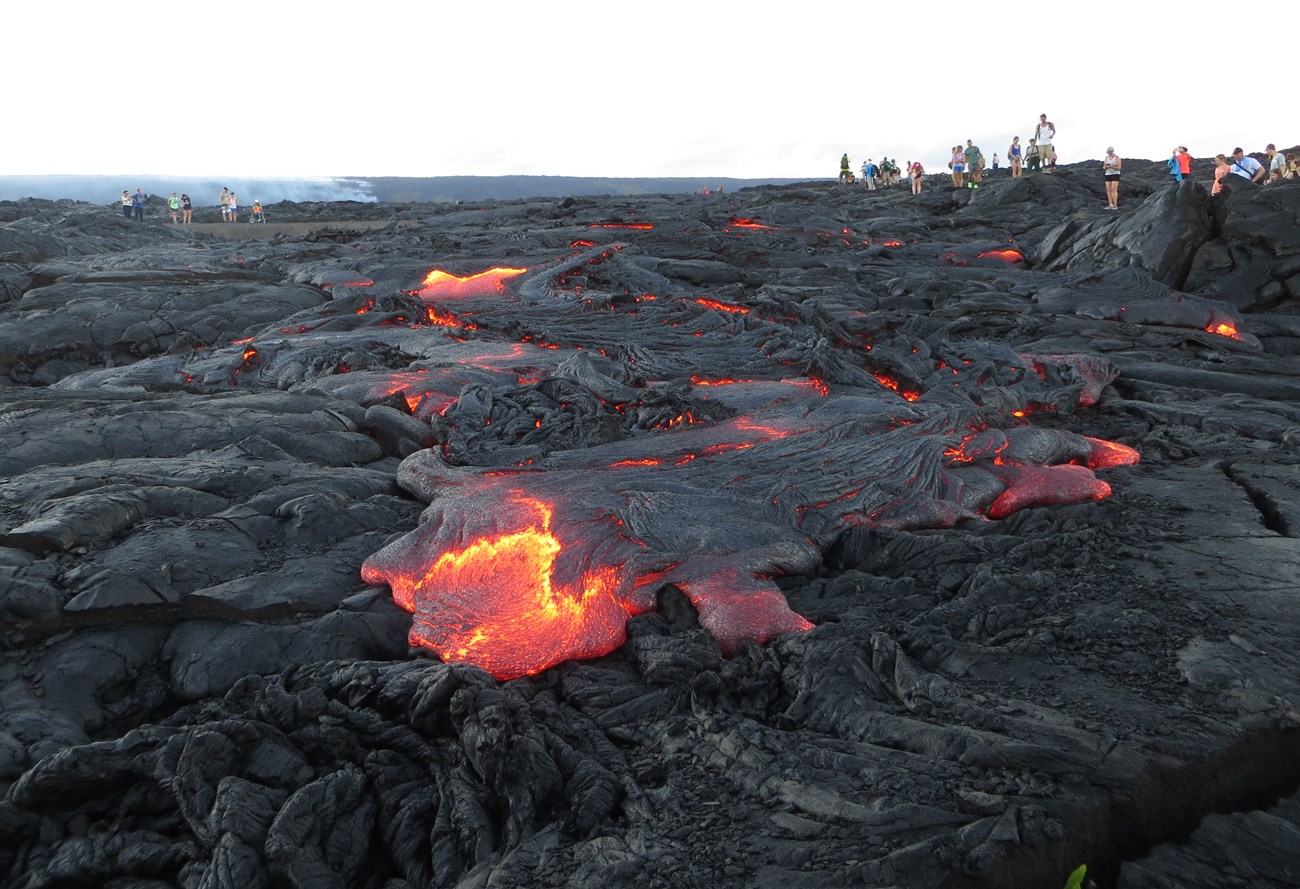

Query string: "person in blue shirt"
[[1167, 149, 1182, 182], [132, 189, 145, 222]]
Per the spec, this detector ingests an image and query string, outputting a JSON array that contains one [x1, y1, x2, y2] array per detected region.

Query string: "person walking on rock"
[[219, 187, 231, 222], [965, 140, 984, 188], [1008, 137, 1023, 178], [132, 188, 145, 222], [1035, 114, 1055, 171], [181, 194, 192, 224], [1103, 147, 1122, 209], [910, 160, 924, 195], [839, 153, 852, 184], [120, 190, 133, 219], [168, 192, 181, 223], [949, 146, 965, 189], [863, 158, 878, 190], [1025, 138, 1040, 174]]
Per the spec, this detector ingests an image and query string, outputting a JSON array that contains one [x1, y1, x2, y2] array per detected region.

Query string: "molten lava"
[[416, 267, 528, 299], [1206, 319, 1241, 340], [373, 496, 637, 681], [976, 248, 1025, 263], [694, 298, 750, 315]]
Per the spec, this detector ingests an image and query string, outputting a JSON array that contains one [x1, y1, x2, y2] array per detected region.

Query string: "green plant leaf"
[[1064, 864, 1088, 889]]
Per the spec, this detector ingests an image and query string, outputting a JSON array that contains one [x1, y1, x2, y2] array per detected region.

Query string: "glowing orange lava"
[[415, 267, 528, 299], [872, 372, 922, 401], [690, 376, 754, 387], [976, 248, 1025, 263], [1082, 437, 1141, 469], [694, 298, 750, 315], [587, 223, 654, 230], [385, 496, 636, 680]]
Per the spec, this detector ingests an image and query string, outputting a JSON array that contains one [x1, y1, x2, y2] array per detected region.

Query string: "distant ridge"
[[0, 174, 808, 205], [360, 176, 807, 203]]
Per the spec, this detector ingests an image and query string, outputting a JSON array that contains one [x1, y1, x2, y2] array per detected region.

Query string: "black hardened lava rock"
[[2, 163, 1300, 889]]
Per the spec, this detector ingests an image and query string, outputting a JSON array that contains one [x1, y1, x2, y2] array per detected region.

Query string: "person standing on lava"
[[965, 140, 984, 188], [219, 187, 231, 222], [132, 188, 145, 222], [1103, 146, 1122, 209], [949, 145, 966, 189], [1211, 154, 1231, 196], [1008, 136, 1023, 178], [227, 191, 239, 223], [839, 153, 852, 184], [181, 193, 192, 223], [1035, 114, 1055, 171], [910, 160, 925, 195], [119, 190, 133, 219]]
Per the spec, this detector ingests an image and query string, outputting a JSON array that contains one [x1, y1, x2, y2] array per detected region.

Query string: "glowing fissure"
[[694, 298, 751, 315]]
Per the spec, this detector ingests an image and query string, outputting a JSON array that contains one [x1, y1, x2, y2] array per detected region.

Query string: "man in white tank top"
[[1035, 114, 1055, 170]]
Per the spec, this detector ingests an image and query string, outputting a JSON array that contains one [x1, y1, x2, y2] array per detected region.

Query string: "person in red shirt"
[[1176, 147, 1193, 180]]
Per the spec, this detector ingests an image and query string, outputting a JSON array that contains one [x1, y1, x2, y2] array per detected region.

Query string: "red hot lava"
[[415, 267, 528, 299]]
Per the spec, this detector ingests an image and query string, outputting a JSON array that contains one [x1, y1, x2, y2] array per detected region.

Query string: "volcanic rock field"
[[2, 161, 1300, 888]]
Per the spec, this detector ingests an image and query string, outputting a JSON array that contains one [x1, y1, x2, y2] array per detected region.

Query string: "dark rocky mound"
[[2, 159, 1300, 889]]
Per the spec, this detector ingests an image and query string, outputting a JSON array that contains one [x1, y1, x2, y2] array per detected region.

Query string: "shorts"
[[1104, 172, 1121, 180], [952, 163, 965, 173]]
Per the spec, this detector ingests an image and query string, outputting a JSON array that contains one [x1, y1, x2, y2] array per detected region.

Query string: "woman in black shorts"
[[1103, 147, 1122, 209]]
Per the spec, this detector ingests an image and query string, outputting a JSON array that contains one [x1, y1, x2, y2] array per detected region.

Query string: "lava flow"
[[415, 267, 528, 299], [368, 495, 637, 680]]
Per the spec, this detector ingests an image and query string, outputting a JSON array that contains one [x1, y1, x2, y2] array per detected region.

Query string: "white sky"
[[13, 1, 1294, 180]]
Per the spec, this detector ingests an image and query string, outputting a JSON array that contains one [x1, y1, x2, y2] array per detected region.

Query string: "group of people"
[[217, 188, 264, 223], [1207, 145, 1299, 196], [116, 188, 264, 223], [839, 113, 1061, 195], [943, 114, 1061, 188], [941, 115, 1060, 188], [849, 157, 903, 189], [119, 189, 190, 222], [841, 113, 1295, 212]]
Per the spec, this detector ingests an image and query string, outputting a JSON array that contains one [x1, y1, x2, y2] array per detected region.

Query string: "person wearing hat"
[[1229, 148, 1265, 182], [1102, 147, 1122, 210], [1265, 144, 1286, 182]]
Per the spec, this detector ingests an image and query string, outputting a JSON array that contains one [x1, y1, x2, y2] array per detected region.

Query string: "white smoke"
[[0, 175, 377, 204]]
